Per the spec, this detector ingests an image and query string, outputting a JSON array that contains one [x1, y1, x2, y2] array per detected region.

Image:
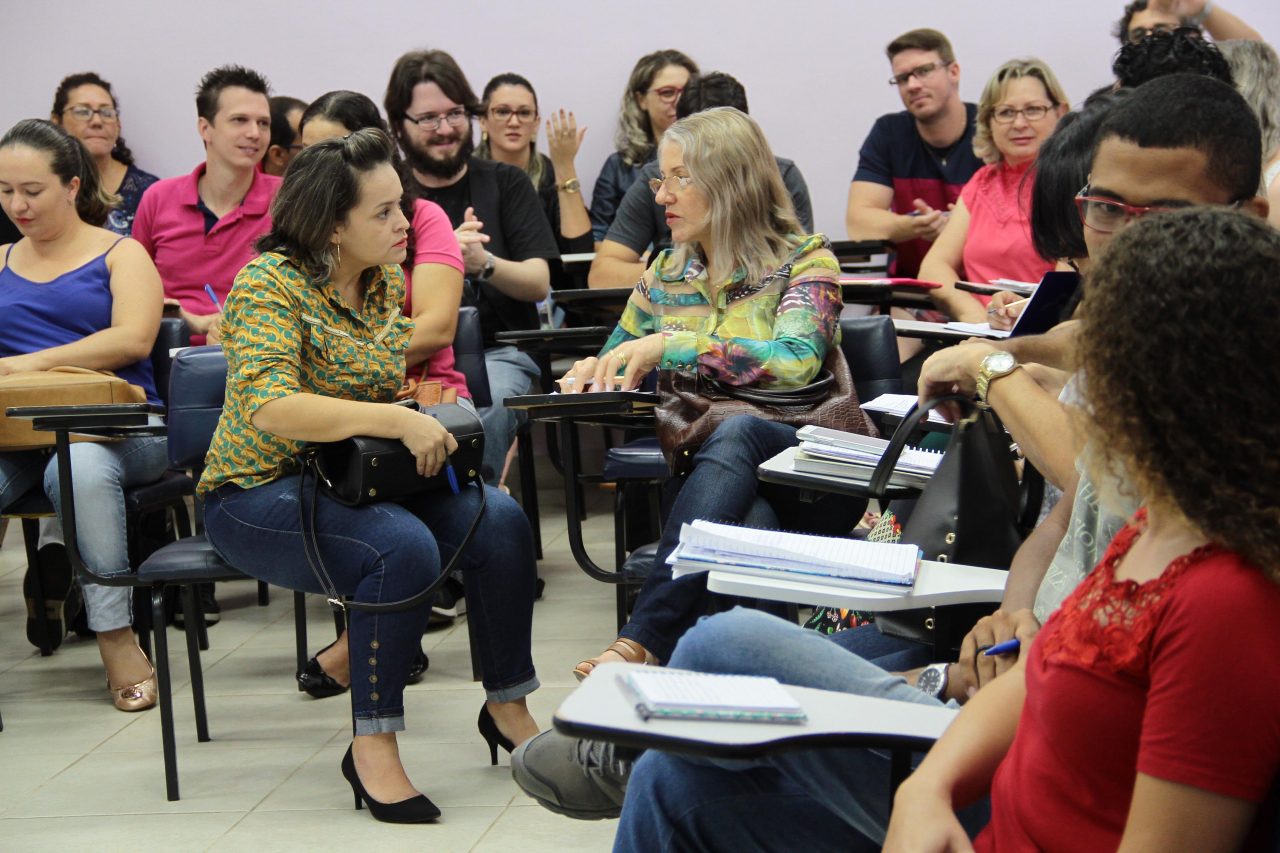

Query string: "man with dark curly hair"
[[1114, 0, 1261, 44], [1112, 25, 1235, 88]]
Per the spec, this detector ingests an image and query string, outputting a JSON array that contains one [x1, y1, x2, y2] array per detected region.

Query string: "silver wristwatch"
[[916, 662, 950, 699], [480, 251, 497, 281]]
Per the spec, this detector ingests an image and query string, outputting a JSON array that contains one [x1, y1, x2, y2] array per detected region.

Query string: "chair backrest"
[[150, 317, 190, 408], [166, 346, 227, 470], [453, 306, 492, 408], [839, 315, 903, 402]]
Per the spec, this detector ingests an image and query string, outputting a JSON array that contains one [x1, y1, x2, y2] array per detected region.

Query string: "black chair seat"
[[3, 488, 52, 517], [124, 470, 195, 513], [603, 437, 669, 481], [620, 541, 659, 581], [137, 535, 246, 583]]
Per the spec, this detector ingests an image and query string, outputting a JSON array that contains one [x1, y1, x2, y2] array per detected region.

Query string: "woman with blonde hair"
[[1218, 39, 1280, 228], [589, 49, 698, 242], [557, 106, 868, 679], [919, 58, 1069, 323]]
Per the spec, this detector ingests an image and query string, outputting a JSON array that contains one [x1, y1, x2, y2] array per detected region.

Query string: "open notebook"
[[621, 670, 807, 724], [668, 519, 921, 594]]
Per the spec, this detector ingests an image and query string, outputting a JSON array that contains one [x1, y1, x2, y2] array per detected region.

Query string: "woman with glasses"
[[50, 72, 158, 237], [556, 106, 869, 680], [918, 58, 1069, 324], [589, 49, 699, 244], [476, 73, 592, 284]]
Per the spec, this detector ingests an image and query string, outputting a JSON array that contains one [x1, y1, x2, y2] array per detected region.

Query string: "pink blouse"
[[960, 160, 1053, 288]]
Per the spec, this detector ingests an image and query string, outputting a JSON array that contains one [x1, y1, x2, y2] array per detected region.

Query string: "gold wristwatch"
[[975, 350, 1019, 408], [558, 178, 581, 194]]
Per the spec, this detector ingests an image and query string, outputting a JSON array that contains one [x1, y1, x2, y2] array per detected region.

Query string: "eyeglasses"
[[404, 107, 470, 131], [63, 106, 119, 122], [888, 61, 949, 87], [991, 104, 1057, 124], [646, 86, 684, 104], [1074, 186, 1189, 233], [648, 174, 695, 195], [488, 106, 538, 124]]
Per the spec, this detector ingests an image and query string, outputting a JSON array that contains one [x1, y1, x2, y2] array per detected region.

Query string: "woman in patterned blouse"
[[199, 129, 539, 824], [557, 107, 868, 680]]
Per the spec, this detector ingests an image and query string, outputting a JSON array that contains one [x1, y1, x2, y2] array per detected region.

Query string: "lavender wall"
[[3, 0, 1276, 236]]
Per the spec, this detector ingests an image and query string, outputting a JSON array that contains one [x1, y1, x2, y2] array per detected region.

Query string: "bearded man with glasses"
[[384, 49, 558, 485]]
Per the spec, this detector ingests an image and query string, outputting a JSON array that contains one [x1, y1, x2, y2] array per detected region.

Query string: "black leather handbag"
[[867, 396, 1026, 652], [308, 403, 485, 506], [297, 403, 487, 615]]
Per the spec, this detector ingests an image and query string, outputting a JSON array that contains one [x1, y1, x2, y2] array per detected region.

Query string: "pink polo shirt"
[[132, 163, 281, 335]]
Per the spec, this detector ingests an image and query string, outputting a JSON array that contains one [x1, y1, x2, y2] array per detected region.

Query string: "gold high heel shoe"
[[108, 665, 157, 712]]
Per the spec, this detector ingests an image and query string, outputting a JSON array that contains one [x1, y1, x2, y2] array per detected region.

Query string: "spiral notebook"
[[622, 670, 807, 724]]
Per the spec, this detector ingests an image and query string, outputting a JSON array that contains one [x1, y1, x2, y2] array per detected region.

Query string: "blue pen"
[[444, 461, 460, 495], [203, 283, 223, 312], [982, 638, 1021, 657]]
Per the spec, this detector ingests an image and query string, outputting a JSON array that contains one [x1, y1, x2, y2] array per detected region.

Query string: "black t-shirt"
[[415, 158, 558, 341], [420, 178, 471, 228]]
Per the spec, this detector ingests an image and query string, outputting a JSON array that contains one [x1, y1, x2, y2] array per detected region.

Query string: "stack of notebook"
[[793, 425, 943, 489], [667, 519, 921, 594], [622, 669, 808, 724]]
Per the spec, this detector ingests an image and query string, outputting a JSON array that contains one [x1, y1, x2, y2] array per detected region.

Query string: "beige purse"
[[0, 367, 147, 450]]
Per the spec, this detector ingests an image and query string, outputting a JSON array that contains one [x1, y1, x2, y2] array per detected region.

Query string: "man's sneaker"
[[510, 729, 633, 820], [174, 582, 221, 628]]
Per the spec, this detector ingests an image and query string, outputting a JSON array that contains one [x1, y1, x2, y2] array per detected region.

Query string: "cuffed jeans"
[[0, 436, 169, 632], [619, 415, 869, 662], [614, 608, 989, 852], [476, 345, 541, 482], [204, 478, 539, 735]]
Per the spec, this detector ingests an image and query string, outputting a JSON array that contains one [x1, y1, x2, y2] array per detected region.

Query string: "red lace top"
[[975, 510, 1280, 852]]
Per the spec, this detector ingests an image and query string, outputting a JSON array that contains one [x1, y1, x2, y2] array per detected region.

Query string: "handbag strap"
[[867, 394, 976, 497], [703, 370, 835, 406], [295, 450, 487, 613]]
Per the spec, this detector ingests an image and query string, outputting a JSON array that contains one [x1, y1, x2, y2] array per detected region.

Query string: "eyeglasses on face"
[[646, 86, 684, 104], [888, 61, 949, 87], [648, 174, 695, 195], [1126, 22, 1203, 43], [991, 104, 1056, 124], [1073, 187, 1189, 233], [404, 107, 470, 131], [63, 106, 119, 122], [488, 106, 538, 124]]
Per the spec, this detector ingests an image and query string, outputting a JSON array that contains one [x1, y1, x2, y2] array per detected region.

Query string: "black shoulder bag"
[[867, 395, 1026, 652], [296, 403, 487, 613]]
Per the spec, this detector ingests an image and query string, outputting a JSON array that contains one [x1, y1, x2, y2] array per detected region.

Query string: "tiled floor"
[[0, 441, 627, 852]]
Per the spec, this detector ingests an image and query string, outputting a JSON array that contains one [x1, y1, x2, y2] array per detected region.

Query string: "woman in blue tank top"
[[0, 119, 168, 712]]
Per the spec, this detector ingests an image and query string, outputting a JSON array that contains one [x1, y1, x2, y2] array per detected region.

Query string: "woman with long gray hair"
[[1218, 39, 1280, 227]]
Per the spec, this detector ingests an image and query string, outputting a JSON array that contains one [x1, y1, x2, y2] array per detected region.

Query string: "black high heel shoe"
[[297, 640, 348, 699], [477, 704, 516, 766], [341, 744, 440, 823]]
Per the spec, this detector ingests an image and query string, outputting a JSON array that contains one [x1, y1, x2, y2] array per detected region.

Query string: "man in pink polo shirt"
[[133, 65, 280, 346]]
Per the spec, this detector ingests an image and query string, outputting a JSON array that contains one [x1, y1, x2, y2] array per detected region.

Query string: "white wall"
[[4, 0, 1277, 236]]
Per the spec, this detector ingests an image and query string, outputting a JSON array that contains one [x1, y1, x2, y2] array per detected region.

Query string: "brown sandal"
[[573, 638, 655, 681]]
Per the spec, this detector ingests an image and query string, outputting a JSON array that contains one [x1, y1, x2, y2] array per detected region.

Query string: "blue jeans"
[[619, 416, 868, 662], [0, 436, 169, 632], [476, 345, 540, 482], [204, 478, 539, 735], [614, 608, 989, 852]]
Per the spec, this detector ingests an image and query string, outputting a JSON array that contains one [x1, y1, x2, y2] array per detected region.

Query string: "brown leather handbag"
[[0, 367, 147, 450], [654, 347, 875, 477]]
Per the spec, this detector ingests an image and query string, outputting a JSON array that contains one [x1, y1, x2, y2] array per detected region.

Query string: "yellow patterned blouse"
[[197, 253, 414, 494]]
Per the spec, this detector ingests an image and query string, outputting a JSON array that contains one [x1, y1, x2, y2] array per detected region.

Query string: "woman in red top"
[[885, 208, 1280, 852]]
